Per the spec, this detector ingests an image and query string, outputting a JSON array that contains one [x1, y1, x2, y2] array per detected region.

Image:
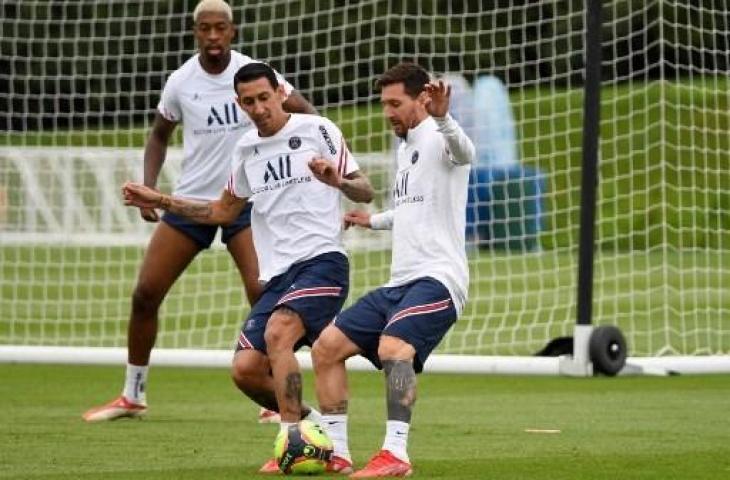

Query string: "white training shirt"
[[157, 51, 293, 200], [227, 114, 359, 282], [370, 114, 475, 313]]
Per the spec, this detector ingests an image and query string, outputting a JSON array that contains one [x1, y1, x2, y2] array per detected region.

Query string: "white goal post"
[[1, 1, 728, 375]]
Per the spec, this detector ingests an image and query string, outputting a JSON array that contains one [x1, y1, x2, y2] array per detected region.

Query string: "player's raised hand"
[[343, 210, 372, 230], [424, 80, 451, 118], [122, 182, 163, 210], [308, 157, 341, 189]]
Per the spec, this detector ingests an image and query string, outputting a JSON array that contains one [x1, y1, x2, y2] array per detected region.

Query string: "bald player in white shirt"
[[311, 63, 475, 478], [83, 0, 317, 423], [122, 62, 373, 475]]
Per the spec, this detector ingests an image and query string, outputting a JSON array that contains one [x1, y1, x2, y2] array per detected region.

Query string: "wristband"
[[157, 194, 171, 210]]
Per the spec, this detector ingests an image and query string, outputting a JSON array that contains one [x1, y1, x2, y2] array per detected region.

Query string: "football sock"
[[122, 363, 148, 405], [382, 420, 410, 463], [303, 407, 322, 424], [321, 414, 351, 461], [280, 421, 295, 434]]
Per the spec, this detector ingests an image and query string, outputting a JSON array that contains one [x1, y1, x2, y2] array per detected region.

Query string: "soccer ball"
[[274, 420, 333, 475]]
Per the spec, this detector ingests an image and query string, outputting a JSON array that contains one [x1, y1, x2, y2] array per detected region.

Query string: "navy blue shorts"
[[334, 277, 457, 373], [235, 252, 349, 354], [161, 202, 253, 249]]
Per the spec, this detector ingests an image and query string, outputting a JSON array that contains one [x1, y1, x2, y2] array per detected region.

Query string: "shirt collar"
[[405, 116, 435, 144]]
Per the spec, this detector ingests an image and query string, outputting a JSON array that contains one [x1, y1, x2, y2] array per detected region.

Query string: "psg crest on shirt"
[[411, 151, 419, 164], [289, 136, 302, 150]]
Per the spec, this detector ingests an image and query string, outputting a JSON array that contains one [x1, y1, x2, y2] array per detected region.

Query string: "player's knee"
[[311, 328, 343, 368], [230, 357, 254, 383], [263, 325, 291, 354], [231, 352, 267, 387], [264, 310, 300, 353], [131, 283, 163, 317], [310, 341, 331, 370], [377, 335, 414, 361]]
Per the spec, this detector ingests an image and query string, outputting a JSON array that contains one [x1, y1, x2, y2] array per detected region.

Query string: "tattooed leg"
[[232, 348, 318, 418], [283, 372, 303, 417], [382, 359, 417, 423], [312, 325, 362, 416], [319, 399, 348, 415], [265, 307, 306, 422], [311, 326, 361, 462]]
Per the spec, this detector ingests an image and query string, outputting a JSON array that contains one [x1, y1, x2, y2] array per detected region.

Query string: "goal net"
[[1, 1, 728, 372]]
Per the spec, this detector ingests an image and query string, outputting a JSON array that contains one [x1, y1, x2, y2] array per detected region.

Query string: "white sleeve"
[[156, 76, 182, 122], [226, 145, 252, 199], [433, 113, 475, 166], [316, 119, 360, 177], [370, 210, 394, 230]]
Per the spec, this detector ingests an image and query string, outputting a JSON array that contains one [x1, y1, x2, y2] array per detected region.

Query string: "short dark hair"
[[375, 62, 430, 98], [233, 62, 279, 91]]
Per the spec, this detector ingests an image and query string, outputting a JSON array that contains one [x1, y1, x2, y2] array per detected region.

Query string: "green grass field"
[[1, 364, 729, 479]]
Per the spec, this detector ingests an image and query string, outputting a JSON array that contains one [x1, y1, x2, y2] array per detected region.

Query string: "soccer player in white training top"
[[83, 0, 316, 423], [311, 62, 475, 478], [122, 62, 374, 475]]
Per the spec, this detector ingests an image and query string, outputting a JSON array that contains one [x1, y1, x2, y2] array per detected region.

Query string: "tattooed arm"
[[122, 182, 247, 225], [308, 158, 374, 203]]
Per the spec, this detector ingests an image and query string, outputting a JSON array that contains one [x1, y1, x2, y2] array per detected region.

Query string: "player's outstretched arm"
[[345, 209, 393, 230], [122, 182, 246, 225], [308, 158, 374, 203], [344, 210, 372, 230], [424, 80, 476, 166], [340, 170, 374, 203], [139, 113, 178, 222]]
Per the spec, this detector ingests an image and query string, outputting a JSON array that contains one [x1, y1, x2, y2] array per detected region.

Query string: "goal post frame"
[[2, 2, 728, 375], [560, 0, 604, 377], [2, 346, 729, 376]]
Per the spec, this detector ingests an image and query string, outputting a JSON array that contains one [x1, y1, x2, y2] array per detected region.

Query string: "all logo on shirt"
[[253, 153, 313, 195], [411, 151, 419, 164], [393, 170, 424, 207], [394, 171, 409, 198], [264, 155, 292, 183], [207, 103, 239, 126]]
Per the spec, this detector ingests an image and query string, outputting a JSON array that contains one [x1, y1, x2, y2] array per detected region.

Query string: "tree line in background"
[[1, 0, 728, 131]]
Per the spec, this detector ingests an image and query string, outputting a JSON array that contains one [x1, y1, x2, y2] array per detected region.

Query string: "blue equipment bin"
[[466, 165, 546, 251]]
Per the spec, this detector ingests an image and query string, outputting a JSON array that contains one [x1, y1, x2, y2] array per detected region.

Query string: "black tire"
[[589, 325, 627, 376]]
